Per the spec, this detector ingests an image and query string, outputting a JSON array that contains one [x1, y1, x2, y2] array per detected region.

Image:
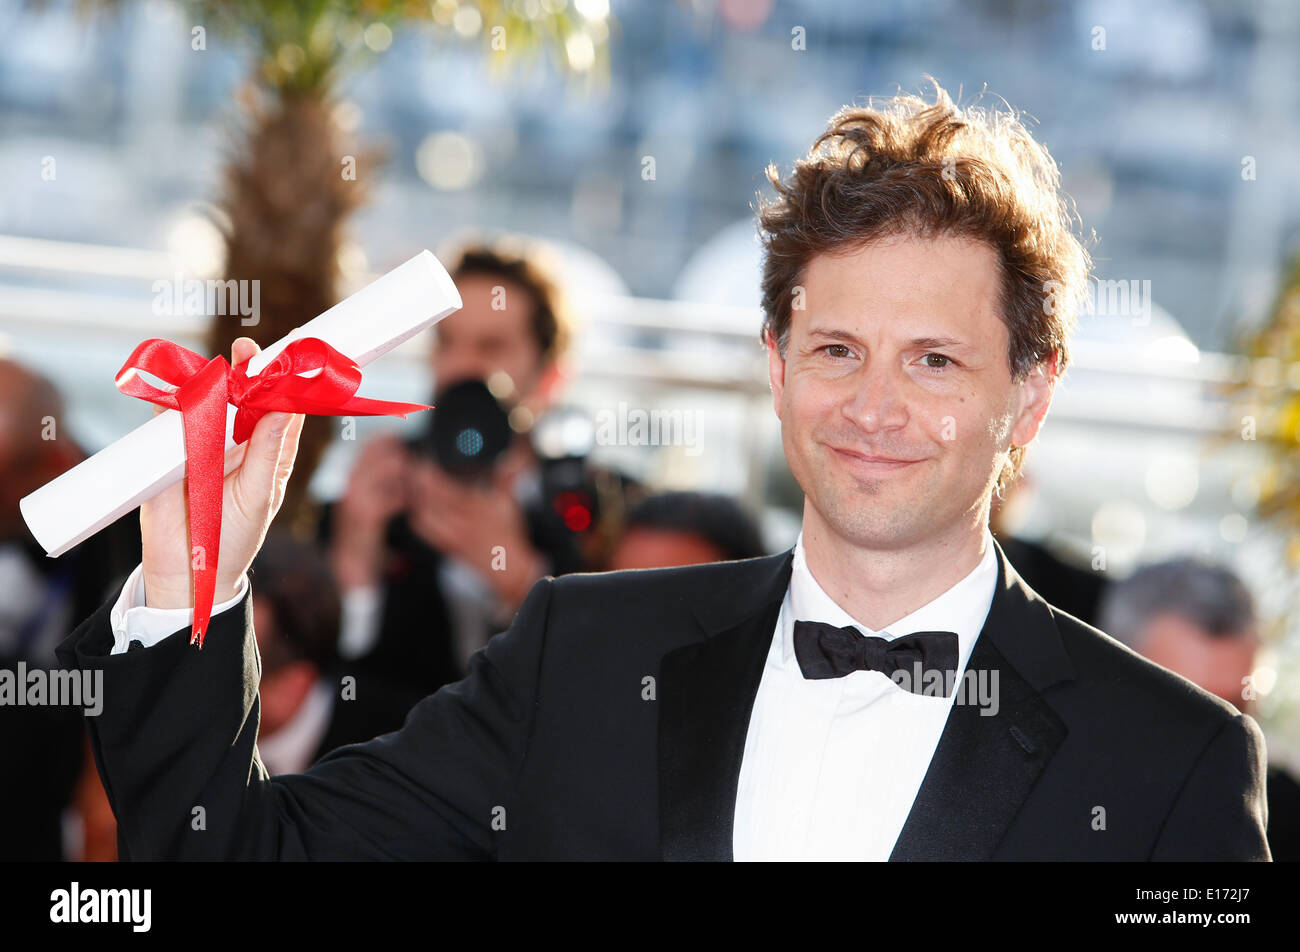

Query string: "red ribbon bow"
[[115, 337, 431, 648]]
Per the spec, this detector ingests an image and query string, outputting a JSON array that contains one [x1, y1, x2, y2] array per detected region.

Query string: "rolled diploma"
[[20, 249, 461, 558]]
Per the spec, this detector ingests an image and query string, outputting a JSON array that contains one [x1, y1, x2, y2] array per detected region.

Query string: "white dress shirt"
[[732, 529, 998, 861]]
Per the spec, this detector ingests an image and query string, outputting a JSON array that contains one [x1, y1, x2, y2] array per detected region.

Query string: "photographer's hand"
[[330, 432, 411, 590], [408, 454, 546, 609]]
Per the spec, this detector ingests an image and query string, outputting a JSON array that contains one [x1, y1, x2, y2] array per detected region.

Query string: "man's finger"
[[421, 463, 471, 501], [269, 413, 306, 513], [412, 513, 458, 549], [229, 410, 293, 523], [370, 452, 408, 481]]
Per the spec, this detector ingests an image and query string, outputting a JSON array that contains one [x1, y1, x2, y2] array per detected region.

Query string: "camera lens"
[[423, 379, 512, 480]]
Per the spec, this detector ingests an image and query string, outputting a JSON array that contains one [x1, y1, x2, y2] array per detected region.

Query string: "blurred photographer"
[[325, 241, 590, 700]]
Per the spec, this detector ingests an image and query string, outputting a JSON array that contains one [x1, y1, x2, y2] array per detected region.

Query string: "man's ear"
[[766, 333, 786, 419], [1009, 350, 1058, 448]]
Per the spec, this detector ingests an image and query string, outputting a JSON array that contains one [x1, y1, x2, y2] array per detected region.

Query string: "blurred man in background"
[[608, 490, 766, 570], [1100, 557, 1300, 860], [0, 358, 139, 860], [325, 241, 589, 701], [253, 532, 416, 774]]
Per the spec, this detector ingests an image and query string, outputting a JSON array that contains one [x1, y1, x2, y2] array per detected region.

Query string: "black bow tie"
[[792, 620, 960, 696]]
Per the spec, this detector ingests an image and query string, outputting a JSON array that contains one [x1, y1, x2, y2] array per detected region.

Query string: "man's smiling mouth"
[[825, 445, 925, 471]]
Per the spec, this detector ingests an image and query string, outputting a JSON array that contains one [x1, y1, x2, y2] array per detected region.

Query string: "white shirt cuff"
[[338, 585, 384, 660], [108, 564, 250, 655]]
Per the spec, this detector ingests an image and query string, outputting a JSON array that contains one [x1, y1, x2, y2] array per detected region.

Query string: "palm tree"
[[1228, 252, 1300, 565], [191, 0, 612, 534]]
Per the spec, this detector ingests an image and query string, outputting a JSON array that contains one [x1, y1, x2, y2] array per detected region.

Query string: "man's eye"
[[922, 353, 952, 369], [823, 344, 852, 358]]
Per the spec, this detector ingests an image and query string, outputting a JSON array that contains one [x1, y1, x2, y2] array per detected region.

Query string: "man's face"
[[768, 232, 1054, 553], [1138, 612, 1260, 709], [431, 273, 552, 411]]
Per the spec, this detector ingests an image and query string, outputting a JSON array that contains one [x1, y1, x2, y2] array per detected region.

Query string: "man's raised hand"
[[140, 337, 305, 610]]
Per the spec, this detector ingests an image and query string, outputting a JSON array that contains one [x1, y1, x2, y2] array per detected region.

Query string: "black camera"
[[413, 378, 514, 483], [412, 378, 605, 542]]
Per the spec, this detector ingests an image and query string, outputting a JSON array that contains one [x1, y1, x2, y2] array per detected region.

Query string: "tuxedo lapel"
[[888, 538, 1073, 860], [658, 550, 794, 861]]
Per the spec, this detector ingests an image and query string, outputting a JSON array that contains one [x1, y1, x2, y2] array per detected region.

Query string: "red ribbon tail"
[[177, 359, 230, 649], [337, 395, 434, 418]]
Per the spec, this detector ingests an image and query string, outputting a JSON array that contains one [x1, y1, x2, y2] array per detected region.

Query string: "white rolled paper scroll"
[[20, 249, 462, 558]]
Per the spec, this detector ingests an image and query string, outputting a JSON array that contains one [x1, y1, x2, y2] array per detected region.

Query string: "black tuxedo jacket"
[[58, 538, 1270, 860]]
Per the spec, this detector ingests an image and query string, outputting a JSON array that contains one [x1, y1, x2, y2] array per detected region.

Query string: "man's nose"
[[841, 361, 909, 433]]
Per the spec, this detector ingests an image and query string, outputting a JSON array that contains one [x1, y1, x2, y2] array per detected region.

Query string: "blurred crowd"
[[1, 237, 1296, 861]]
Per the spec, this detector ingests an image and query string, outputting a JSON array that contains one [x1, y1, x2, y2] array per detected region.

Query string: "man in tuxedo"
[[59, 81, 1269, 860]]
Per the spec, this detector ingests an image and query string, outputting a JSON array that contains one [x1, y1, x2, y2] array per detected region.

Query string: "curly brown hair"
[[758, 78, 1093, 491], [444, 238, 574, 366]]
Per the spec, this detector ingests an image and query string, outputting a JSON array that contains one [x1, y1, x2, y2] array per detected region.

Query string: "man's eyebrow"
[[804, 328, 971, 350], [907, 336, 970, 350], [805, 327, 863, 343]]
